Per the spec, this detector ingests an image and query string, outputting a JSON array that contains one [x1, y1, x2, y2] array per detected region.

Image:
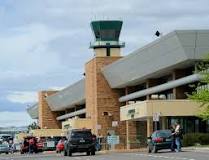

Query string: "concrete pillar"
[[147, 117, 153, 137], [125, 87, 130, 149], [172, 69, 188, 99], [161, 117, 167, 130], [126, 121, 130, 149], [146, 79, 159, 100]]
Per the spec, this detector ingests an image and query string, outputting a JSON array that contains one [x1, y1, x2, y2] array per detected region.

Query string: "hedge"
[[182, 133, 209, 146]]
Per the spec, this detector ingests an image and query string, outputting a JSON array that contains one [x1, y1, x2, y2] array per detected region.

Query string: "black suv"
[[64, 129, 96, 156]]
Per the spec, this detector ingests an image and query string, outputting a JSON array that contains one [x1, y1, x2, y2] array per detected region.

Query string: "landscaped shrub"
[[182, 133, 209, 146]]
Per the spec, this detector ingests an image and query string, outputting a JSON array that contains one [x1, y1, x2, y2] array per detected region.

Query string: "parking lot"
[[0, 150, 209, 160]]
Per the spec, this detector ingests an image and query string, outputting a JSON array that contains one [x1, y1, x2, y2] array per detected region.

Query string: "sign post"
[[153, 112, 160, 131]]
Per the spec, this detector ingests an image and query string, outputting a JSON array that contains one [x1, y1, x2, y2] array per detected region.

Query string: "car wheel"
[[91, 149, 95, 155], [6, 152, 9, 154], [152, 146, 157, 153], [87, 151, 90, 156]]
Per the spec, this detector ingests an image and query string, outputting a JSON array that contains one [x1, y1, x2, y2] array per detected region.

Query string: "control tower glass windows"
[[100, 30, 116, 41]]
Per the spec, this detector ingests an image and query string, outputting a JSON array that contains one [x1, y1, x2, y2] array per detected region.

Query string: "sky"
[[0, 0, 209, 127]]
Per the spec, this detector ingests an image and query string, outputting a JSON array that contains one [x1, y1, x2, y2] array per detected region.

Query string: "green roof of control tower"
[[90, 20, 125, 49]]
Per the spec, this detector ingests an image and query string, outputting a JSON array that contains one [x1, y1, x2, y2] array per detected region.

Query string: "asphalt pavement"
[[0, 149, 209, 160]]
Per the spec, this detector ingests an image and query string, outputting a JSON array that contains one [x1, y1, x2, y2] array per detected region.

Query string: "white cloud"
[[6, 91, 38, 104], [0, 23, 78, 79], [0, 111, 35, 127], [48, 86, 66, 91]]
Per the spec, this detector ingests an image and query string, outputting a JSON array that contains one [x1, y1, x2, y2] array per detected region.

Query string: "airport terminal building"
[[27, 20, 209, 149]]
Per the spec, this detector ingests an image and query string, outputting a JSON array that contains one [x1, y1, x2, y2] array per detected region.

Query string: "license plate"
[[166, 139, 171, 142], [80, 139, 85, 143], [47, 141, 55, 147]]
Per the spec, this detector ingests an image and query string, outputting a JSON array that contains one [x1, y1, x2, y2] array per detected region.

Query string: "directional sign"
[[153, 112, 160, 122], [107, 135, 120, 145]]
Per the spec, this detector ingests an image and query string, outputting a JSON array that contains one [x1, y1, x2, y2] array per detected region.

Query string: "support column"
[[146, 79, 159, 100], [125, 87, 130, 149], [126, 121, 130, 149], [172, 69, 188, 99], [147, 117, 153, 137], [161, 117, 167, 130]]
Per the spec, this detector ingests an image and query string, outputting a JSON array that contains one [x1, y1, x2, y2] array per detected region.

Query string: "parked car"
[[20, 136, 43, 154], [11, 143, 21, 153], [42, 136, 64, 151], [0, 143, 9, 154], [147, 130, 172, 153], [64, 129, 96, 156], [0, 134, 13, 143]]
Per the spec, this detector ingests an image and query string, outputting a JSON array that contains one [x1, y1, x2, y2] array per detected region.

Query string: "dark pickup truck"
[[64, 129, 96, 156]]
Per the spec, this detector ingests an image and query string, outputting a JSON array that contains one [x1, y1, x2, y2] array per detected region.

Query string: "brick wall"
[[38, 91, 61, 129], [85, 57, 127, 149]]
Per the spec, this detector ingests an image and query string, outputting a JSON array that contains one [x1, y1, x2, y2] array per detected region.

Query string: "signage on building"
[[127, 109, 135, 119], [107, 135, 120, 145], [153, 112, 161, 122], [112, 121, 118, 127]]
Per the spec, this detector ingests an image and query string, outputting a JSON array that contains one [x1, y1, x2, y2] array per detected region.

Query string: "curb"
[[182, 147, 209, 152]]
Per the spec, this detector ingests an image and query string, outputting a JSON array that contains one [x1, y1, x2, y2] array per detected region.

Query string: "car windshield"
[[156, 130, 171, 138], [71, 131, 92, 138]]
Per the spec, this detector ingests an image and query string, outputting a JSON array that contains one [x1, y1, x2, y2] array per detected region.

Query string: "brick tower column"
[[38, 91, 61, 129], [85, 57, 126, 149]]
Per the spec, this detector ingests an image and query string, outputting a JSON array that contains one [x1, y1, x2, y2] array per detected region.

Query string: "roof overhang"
[[120, 100, 201, 121], [46, 79, 85, 111], [102, 30, 209, 88], [26, 103, 38, 119]]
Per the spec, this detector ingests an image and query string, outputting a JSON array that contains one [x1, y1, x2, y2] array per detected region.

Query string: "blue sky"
[[0, 0, 209, 127]]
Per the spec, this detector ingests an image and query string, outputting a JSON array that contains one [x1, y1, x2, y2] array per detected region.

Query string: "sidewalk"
[[183, 146, 209, 152], [98, 146, 209, 154]]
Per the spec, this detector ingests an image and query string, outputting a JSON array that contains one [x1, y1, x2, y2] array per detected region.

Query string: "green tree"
[[188, 55, 209, 120], [27, 122, 40, 132]]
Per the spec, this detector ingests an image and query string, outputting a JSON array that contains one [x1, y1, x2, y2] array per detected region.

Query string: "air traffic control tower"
[[85, 20, 127, 149], [90, 20, 125, 57]]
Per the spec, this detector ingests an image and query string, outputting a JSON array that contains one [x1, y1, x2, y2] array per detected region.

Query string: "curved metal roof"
[[26, 103, 38, 119], [102, 30, 209, 88], [46, 79, 85, 111]]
